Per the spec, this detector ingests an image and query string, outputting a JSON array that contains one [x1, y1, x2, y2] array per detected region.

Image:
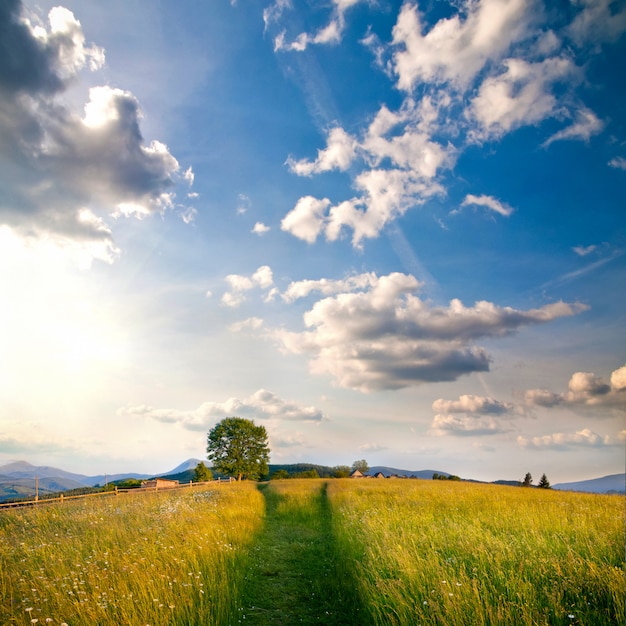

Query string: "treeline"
[[432, 473, 461, 481]]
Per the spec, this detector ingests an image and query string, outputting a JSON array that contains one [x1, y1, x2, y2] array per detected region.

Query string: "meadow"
[[0, 483, 264, 625], [0, 479, 623, 625]]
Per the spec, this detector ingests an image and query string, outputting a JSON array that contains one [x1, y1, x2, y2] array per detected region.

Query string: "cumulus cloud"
[[282, 272, 380, 303], [119, 388, 325, 431], [431, 414, 511, 436], [391, 0, 535, 90], [432, 394, 516, 415], [430, 393, 519, 436], [287, 127, 358, 176], [468, 56, 576, 140], [517, 428, 612, 449], [246, 271, 586, 391], [275, 1, 611, 246], [283, 167, 445, 247], [281, 196, 330, 244], [252, 222, 270, 235], [459, 194, 514, 217], [222, 265, 274, 307], [0, 1, 191, 263], [524, 364, 626, 411], [282, 98, 451, 247]]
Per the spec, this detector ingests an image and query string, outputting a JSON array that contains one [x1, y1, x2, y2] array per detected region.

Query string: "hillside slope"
[[553, 474, 625, 494]]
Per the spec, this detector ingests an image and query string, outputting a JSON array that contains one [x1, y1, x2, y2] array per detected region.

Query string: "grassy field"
[[0, 483, 264, 625], [1, 479, 623, 625], [328, 479, 624, 626]]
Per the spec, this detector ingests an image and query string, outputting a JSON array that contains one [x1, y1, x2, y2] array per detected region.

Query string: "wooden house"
[[141, 478, 179, 490]]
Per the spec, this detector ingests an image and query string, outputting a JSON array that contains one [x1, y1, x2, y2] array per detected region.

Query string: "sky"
[[1, 0, 624, 483]]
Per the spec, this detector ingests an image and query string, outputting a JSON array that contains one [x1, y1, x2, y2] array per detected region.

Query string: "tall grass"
[[0, 483, 264, 625], [328, 480, 624, 626], [2, 479, 623, 625]]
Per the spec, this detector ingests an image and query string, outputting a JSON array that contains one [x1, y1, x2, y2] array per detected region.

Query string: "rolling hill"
[[552, 473, 625, 494]]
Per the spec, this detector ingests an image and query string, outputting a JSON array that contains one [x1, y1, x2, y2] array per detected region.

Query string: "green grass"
[[239, 479, 364, 624], [1, 479, 622, 625]]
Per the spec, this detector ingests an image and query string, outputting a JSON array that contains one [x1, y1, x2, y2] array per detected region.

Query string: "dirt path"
[[239, 481, 365, 625]]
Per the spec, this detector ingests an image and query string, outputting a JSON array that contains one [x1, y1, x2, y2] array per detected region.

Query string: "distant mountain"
[[0, 459, 197, 500], [0, 461, 99, 487], [552, 474, 625, 494], [161, 458, 203, 475], [368, 466, 450, 479]]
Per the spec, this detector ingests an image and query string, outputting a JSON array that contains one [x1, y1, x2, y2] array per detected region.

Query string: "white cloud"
[[222, 265, 274, 307], [252, 222, 270, 235], [273, 0, 363, 52], [460, 194, 514, 217], [524, 364, 626, 411], [542, 107, 603, 147], [283, 168, 445, 247], [229, 317, 264, 333], [0, 3, 192, 263], [468, 56, 576, 140], [567, 0, 626, 46], [572, 244, 597, 256], [287, 127, 358, 176], [432, 394, 516, 415], [608, 156, 626, 170], [264, 272, 587, 391], [391, 0, 535, 90], [281, 196, 330, 244], [430, 393, 520, 436], [431, 414, 511, 436], [517, 428, 611, 449], [282, 272, 380, 303], [119, 389, 325, 431]]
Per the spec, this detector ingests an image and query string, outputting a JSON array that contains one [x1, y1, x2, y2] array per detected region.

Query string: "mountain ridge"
[[0, 460, 623, 500]]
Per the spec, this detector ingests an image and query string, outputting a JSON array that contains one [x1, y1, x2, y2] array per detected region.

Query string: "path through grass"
[[239, 479, 366, 625]]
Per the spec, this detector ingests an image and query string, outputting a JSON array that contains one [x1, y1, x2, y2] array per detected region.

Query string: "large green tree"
[[351, 459, 369, 474], [206, 417, 270, 481]]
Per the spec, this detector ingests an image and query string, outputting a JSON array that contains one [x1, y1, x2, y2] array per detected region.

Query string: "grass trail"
[[239, 480, 366, 625]]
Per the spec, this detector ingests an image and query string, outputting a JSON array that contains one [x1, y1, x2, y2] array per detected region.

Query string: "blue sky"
[[1, 0, 624, 482]]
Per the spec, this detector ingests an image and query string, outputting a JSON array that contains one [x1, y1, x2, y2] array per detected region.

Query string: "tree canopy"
[[351, 459, 369, 474], [193, 461, 213, 483], [206, 417, 270, 481], [522, 472, 533, 487]]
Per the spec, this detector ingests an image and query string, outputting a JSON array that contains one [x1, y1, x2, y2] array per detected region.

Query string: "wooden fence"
[[0, 477, 235, 510]]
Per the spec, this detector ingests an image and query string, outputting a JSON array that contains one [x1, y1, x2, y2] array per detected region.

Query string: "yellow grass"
[[1, 478, 622, 625], [328, 479, 625, 625], [0, 483, 264, 625]]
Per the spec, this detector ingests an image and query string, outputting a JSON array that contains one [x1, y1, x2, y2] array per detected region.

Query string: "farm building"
[[141, 478, 179, 490], [374, 472, 385, 479], [350, 469, 364, 478]]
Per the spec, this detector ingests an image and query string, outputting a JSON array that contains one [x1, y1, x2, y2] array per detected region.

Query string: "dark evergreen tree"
[[537, 473, 551, 489]]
